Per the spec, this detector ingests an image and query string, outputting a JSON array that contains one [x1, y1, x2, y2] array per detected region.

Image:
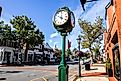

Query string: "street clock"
[[53, 7, 75, 33], [52, 7, 75, 81]]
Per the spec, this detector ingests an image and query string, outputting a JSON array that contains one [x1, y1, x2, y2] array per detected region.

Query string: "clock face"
[[54, 10, 69, 25], [70, 12, 75, 27]]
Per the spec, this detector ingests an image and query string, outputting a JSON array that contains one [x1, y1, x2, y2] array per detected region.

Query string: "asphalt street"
[[0, 64, 85, 81]]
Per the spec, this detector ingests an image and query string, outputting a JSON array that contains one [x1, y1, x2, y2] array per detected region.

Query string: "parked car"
[[49, 58, 55, 64], [73, 59, 79, 64]]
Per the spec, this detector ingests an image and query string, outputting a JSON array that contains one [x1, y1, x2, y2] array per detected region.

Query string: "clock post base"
[[58, 33, 68, 81], [58, 64, 69, 81]]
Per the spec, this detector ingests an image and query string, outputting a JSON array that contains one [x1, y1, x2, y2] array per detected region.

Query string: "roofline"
[[105, 2, 111, 20]]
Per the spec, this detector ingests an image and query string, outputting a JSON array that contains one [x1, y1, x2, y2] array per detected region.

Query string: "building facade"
[[104, 0, 121, 80], [0, 43, 55, 65]]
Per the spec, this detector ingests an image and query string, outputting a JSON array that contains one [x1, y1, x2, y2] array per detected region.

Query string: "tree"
[[78, 16, 105, 63], [66, 48, 72, 57], [34, 29, 45, 45], [54, 48, 62, 57], [72, 48, 78, 59], [92, 42, 101, 59], [10, 15, 45, 61], [0, 21, 14, 46]]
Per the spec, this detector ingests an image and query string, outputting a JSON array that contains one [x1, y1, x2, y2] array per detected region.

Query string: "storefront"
[[0, 46, 15, 64], [112, 44, 120, 80], [104, 0, 121, 80]]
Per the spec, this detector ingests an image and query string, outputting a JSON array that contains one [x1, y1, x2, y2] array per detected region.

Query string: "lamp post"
[[76, 35, 81, 77], [53, 7, 75, 81]]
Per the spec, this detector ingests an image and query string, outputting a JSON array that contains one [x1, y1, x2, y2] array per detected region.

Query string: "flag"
[[68, 40, 71, 49]]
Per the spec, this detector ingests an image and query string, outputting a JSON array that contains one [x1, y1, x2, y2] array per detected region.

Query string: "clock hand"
[[60, 16, 63, 20], [60, 12, 63, 20]]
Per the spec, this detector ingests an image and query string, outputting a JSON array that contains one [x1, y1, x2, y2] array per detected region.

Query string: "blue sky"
[[0, 0, 110, 51]]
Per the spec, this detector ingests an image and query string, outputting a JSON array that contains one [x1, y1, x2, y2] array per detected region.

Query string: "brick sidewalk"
[[76, 64, 109, 81]]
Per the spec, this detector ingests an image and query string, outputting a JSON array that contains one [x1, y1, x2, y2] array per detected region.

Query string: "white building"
[[0, 42, 55, 65], [0, 46, 15, 64]]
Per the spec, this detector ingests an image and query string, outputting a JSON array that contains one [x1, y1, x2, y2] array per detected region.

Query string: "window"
[[113, 45, 120, 80], [0, 52, 3, 61], [14, 53, 18, 61], [3, 52, 7, 61], [114, 49, 120, 79], [28, 54, 33, 62]]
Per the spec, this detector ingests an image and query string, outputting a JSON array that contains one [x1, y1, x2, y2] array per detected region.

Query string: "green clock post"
[[53, 7, 75, 81]]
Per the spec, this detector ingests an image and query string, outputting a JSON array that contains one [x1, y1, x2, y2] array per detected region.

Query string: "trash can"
[[85, 63, 90, 70]]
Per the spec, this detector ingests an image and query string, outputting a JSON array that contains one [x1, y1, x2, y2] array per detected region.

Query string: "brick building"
[[104, 0, 121, 80]]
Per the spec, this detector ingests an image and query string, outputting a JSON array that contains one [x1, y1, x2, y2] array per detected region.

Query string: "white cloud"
[[49, 0, 110, 51], [80, 0, 110, 22], [49, 39, 52, 43], [0, 10, 13, 29], [50, 32, 59, 38], [53, 42, 59, 47], [66, 0, 110, 51]]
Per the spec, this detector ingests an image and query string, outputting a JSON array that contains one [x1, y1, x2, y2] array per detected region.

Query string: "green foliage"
[[10, 15, 45, 48], [92, 44, 101, 57], [106, 58, 112, 69], [54, 48, 62, 57], [78, 16, 105, 57], [72, 48, 77, 52], [10, 15, 45, 61], [84, 51, 91, 59], [0, 21, 14, 46], [66, 49, 72, 57]]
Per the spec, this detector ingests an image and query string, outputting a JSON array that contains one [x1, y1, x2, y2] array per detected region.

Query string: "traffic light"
[[0, 7, 2, 17], [80, 0, 86, 11]]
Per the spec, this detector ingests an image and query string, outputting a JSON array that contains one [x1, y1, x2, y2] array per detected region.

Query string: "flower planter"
[[108, 69, 113, 77], [85, 63, 90, 70]]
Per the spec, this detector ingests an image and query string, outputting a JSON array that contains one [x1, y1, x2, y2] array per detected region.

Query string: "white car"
[[73, 59, 84, 64], [74, 59, 78, 63]]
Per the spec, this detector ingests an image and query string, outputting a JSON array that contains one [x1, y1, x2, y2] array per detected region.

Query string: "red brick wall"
[[105, 0, 121, 78]]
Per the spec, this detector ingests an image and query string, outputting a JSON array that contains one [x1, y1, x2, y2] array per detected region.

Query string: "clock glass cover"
[[70, 12, 75, 27], [54, 10, 69, 25]]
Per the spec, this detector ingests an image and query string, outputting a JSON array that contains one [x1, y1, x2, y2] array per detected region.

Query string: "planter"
[[108, 69, 113, 77], [85, 63, 90, 70]]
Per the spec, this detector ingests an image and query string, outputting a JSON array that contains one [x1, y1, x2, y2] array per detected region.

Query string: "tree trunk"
[[89, 47, 93, 64], [24, 43, 29, 63]]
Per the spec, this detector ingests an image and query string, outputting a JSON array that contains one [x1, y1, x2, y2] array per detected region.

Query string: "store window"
[[0, 52, 3, 61], [112, 44, 120, 80], [28, 54, 33, 62], [3, 52, 7, 61]]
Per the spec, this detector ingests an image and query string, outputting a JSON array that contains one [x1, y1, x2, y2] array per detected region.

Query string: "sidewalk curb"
[[69, 74, 78, 81]]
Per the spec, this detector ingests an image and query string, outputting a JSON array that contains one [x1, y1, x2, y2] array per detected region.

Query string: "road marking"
[[30, 77, 42, 81], [42, 77, 48, 81], [30, 77, 48, 81]]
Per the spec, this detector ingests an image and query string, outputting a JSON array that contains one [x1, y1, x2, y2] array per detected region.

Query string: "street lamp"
[[76, 35, 81, 77], [53, 7, 75, 81]]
